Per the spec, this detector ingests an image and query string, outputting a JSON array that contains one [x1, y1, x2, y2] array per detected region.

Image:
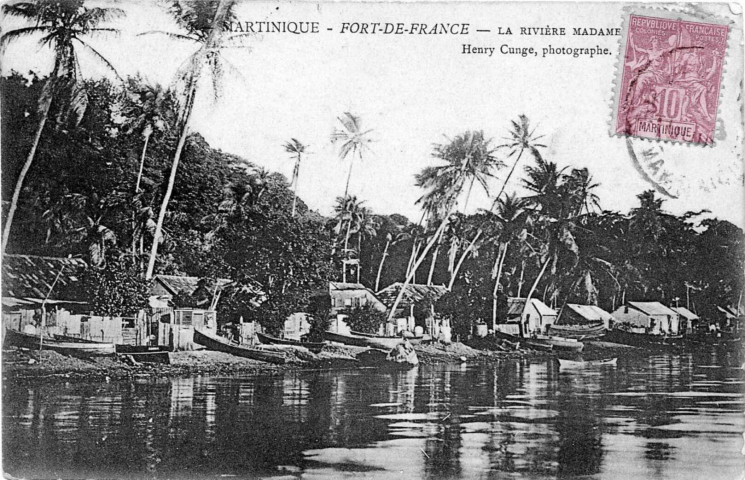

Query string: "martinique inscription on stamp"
[[614, 13, 729, 145]]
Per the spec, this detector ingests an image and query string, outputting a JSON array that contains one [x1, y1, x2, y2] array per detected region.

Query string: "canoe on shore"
[[549, 323, 607, 340], [558, 357, 617, 368], [351, 331, 430, 345], [115, 345, 172, 364], [604, 329, 683, 348], [492, 330, 553, 352], [194, 328, 286, 364], [532, 334, 585, 352], [256, 332, 326, 353], [4, 328, 115, 356], [323, 331, 408, 350]]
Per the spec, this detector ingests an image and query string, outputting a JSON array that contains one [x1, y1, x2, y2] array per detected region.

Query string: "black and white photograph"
[[1, 1, 743, 478]]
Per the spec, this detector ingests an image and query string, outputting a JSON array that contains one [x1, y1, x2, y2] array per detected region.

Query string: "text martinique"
[[222, 21, 471, 35]]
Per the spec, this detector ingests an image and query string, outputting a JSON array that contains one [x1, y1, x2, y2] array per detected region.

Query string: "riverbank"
[[2, 338, 638, 383], [2, 339, 540, 382]]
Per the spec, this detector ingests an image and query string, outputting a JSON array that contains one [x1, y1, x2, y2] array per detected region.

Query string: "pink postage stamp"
[[614, 14, 729, 145]]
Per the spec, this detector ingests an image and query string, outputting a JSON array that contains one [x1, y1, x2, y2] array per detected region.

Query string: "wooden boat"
[[323, 331, 407, 350], [115, 345, 172, 364], [256, 332, 325, 353], [492, 330, 553, 352], [193, 328, 286, 364], [548, 323, 607, 340], [558, 357, 617, 368], [532, 334, 585, 352], [4, 328, 115, 356], [351, 330, 430, 346], [604, 329, 683, 348]]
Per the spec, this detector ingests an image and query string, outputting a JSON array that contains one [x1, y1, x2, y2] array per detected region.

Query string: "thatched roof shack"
[[376, 283, 449, 318], [151, 275, 233, 308], [2, 254, 88, 311]]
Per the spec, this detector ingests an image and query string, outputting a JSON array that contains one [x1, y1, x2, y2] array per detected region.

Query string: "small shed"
[[612, 302, 679, 335], [563, 304, 615, 329], [328, 282, 387, 334], [502, 297, 558, 335], [670, 306, 699, 333]]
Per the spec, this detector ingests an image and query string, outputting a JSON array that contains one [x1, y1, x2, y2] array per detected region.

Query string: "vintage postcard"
[[1, 1, 743, 479]]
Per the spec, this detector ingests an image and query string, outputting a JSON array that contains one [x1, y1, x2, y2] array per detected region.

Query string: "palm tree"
[[283, 138, 307, 217], [333, 195, 365, 283], [387, 131, 501, 321], [353, 207, 378, 283], [374, 228, 410, 292], [0, 0, 124, 254], [120, 78, 176, 193], [330, 112, 374, 198], [491, 115, 546, 208], [142, 0, 241, 279], [482, 194, 531, 325]]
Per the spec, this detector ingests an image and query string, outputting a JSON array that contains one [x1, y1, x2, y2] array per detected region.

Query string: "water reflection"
[[3, 349, 743, 479]]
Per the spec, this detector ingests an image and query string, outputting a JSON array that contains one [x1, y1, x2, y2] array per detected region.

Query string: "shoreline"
[[1, 339, 641, 384]]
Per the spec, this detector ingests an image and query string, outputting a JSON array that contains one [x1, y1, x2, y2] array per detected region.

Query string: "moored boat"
[[351, 330, 430, 345], [323, 331, 406, 350], [558, 357, 617, 368], [604, 328, 683, 348], [193, 328, 286, 364], [532, 334, 585, 352], [4, 328, 115, 356], [548, 323, 607, 340], [256, 332, 326, 353], [115, 345, 172, 364], [492, 330, 553, 352]]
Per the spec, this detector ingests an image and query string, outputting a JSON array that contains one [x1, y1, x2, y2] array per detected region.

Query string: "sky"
[[2, 1, 743, 226]]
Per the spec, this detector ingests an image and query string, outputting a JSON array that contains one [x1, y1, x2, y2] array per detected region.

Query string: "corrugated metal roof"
[[2, 254, 87, 302], [329, 282, 367, 291], [376, 283, 449, 308], [670, 307, 700, 320], [507, 298, 557, 317], [566, 304, 614, 322], [628, 301, 678, 316]]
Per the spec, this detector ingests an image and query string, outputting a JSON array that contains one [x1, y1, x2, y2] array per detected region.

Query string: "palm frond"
[[75, 39, 121, 80]]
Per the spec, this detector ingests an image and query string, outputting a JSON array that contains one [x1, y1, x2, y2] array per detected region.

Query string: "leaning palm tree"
[[142, 0, 242, 279], [330, 112, 374, 198], [491, 115, 546, 208], [283, 138, 307, 217], [0, 0, 124, 254], [120, 78, 176, 193], [387, 131, 501, 321]]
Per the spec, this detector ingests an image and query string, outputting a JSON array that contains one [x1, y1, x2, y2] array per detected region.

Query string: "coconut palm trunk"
[[291, 156, 300, 217], [374, 239, 390, 292], [2, 95, 53, 254], [386, 213, 451, 322], [427, 242, 441, 286], [132, 129, 151, 258], [145, 0, 232, 280], [491, 242, 509, 326], [447, 229, 482, 290], [521, 259, 550, 333]]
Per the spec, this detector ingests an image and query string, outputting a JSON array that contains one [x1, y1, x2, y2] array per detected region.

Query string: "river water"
[[3, 348, 743, 479]]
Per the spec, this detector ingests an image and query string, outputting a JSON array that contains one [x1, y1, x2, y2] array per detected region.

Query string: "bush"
[[343, 305, 387, 334]]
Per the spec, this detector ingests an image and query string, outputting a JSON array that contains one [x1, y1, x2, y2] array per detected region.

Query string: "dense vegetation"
[[2, 1, 742, 332]]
